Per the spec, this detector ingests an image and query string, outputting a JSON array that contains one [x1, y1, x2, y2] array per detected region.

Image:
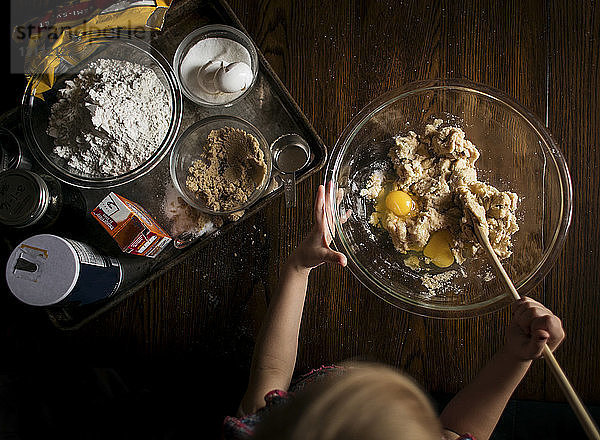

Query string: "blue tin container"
[[5, 234, 122, 306]]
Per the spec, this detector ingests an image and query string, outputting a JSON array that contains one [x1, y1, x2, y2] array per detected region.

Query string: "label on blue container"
[[6, 234, 123, 307]]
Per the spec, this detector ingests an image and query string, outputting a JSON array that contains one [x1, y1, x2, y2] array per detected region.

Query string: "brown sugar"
[[185, 127, 267, 215]]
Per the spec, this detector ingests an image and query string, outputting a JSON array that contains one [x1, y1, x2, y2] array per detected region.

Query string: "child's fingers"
[[513, 298, 550, 325], [325, 181, 334, 227], [526, 334, 548, 359], [532, 327, 550, 343], [314, 184, 325, 227], [340, 209, 353, 224], [336, 187, 344, 205], [513, 297, 546, 315], [323, 249, 347, 267], [323, 181, 337, 242], [511, 298, 531, 321], [515, 308, 564, 352], [514, 304, 550, 335], [531, 314, 565, 351]]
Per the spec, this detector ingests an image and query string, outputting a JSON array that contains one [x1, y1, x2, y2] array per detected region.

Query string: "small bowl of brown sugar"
[[170, 115, 272, 219]]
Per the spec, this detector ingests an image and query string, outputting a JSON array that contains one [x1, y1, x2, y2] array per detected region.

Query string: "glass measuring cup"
[[271, 134, 311, 207]]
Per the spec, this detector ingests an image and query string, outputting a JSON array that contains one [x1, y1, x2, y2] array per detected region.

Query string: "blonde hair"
[[254, 362, 441, 440]]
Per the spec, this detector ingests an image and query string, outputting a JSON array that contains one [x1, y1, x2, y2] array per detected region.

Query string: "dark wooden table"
[[2, 0, 599, 436]]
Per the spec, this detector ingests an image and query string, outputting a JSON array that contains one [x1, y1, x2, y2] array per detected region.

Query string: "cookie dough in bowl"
[[360, 119, 519, 269], [326, 80, 572, 318]]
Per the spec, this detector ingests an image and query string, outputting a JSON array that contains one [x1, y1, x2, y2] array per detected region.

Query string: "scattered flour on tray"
[[47, 58, 171, 177], [163, 186, 223, 239]]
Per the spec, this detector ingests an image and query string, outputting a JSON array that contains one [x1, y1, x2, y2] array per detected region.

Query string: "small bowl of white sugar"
[[173, 25, 259, 107]]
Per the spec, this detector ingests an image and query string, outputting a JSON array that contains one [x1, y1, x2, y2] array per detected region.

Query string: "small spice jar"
[[0, 127, 32, 171], [0, 169, 63, 230]]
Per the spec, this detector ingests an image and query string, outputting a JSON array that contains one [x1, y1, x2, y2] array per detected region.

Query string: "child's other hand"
[[504, 297, 565, 361], [288, 181, 348, 272]]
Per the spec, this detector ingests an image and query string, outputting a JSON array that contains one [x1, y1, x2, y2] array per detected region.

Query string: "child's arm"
[[440, 297, 565, 440], [237, 183, 346, 416]]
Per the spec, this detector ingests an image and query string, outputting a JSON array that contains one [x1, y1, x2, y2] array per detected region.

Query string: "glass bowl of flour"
[[173, 25, 259, 107], [22, 32, 183, 188]]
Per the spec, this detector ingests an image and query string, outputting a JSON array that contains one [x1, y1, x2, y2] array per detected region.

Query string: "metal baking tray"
[[0, 0, 326, 330]]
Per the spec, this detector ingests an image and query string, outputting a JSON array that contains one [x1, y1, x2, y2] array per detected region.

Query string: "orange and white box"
[[91, 192, 172, 258]]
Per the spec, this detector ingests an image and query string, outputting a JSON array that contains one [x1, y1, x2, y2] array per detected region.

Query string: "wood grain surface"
[[1, 0, 599, 436]]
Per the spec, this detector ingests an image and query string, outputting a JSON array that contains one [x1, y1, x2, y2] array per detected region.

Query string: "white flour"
[[48, 58, 171, 177], [421, 270, 459, 296]]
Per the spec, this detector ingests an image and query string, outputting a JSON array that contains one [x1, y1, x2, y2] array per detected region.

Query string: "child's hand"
[[288, 181, 348, 272], [504, 297, 565, 361]]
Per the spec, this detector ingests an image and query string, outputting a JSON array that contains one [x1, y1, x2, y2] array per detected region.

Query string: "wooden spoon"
[[468, 211, 600, 440]]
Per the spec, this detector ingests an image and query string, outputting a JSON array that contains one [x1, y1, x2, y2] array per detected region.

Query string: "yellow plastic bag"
[[14, 0, 172, 97]]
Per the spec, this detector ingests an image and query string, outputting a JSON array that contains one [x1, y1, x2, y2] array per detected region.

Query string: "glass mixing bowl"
[[170, 115, 272, 216], [326, 79, 572, 318], [22, 32, 183, 188]]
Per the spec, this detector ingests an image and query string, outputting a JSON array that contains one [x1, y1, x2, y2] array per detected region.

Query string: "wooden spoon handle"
[[475, 223, 600, 439], [482, 236, 519, 300], [542, 345, 600, 439]]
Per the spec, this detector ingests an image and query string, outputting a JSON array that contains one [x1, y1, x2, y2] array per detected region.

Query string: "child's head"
[[254, 362, 441, 440]]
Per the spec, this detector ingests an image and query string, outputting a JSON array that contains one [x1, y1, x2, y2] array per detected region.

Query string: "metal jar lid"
[[0, 127, 30, 171], [0, 169, 49, 228], [5, 234, 80, 306]]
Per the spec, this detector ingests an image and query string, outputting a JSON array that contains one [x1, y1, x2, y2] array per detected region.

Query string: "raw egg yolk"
[[423, 230, 454, 268], [385, 191, 415, 217]]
